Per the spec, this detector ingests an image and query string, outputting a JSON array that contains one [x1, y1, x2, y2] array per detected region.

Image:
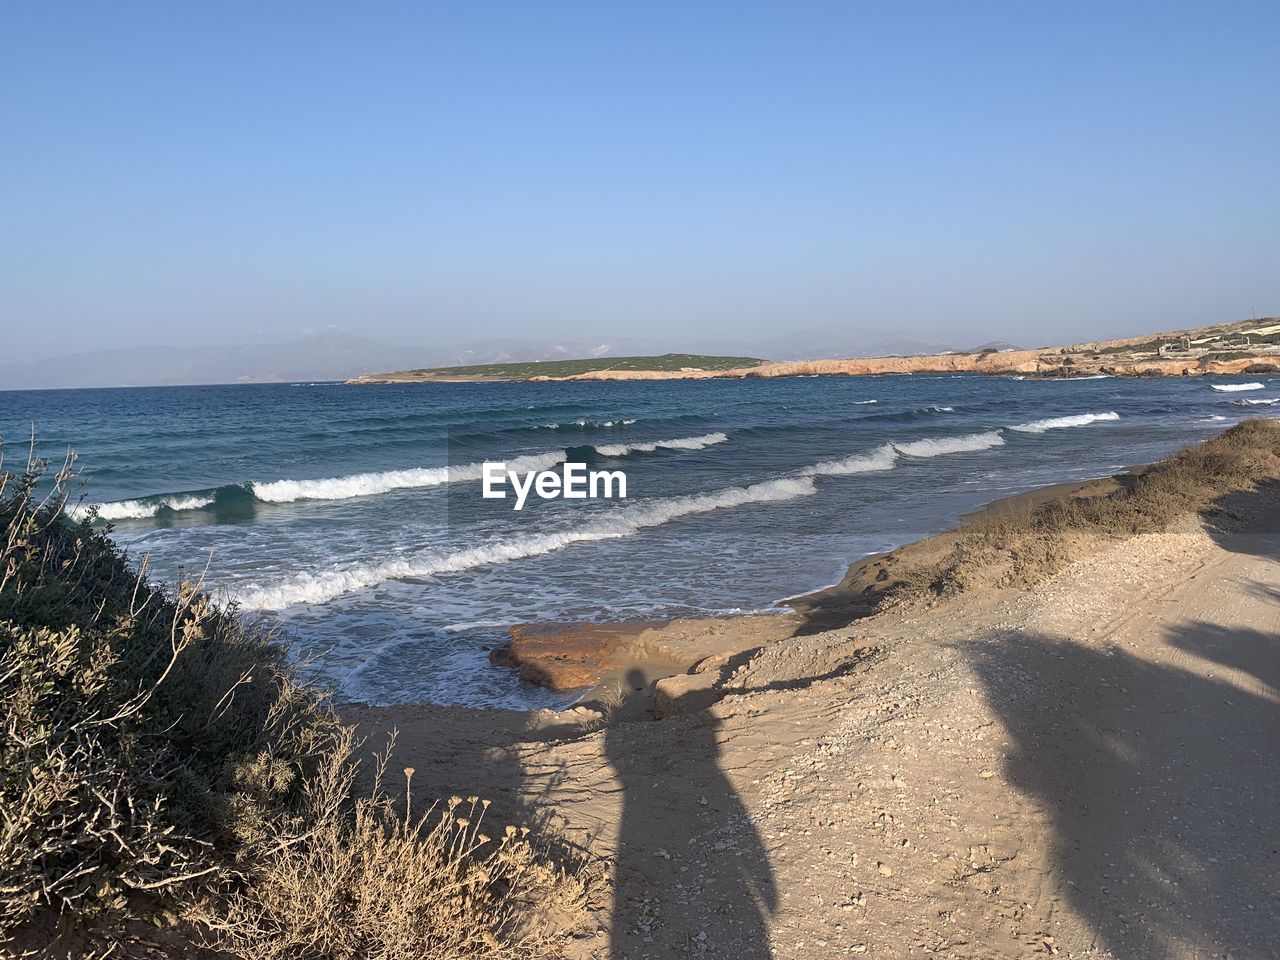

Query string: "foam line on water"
[[593, 432, 728, 457], [892, 430, 1005, 457], [535, 418, 638, 429], [66, 493, 215, 521], [236, 475, 818, 609], [81, 434, 732, 517], [800, 443, 899, 476], [1211, 382, 1264, 392], [239, 427, 1029, 610], [1011, 411, 1120, 433], [251, 451, 567, 503]]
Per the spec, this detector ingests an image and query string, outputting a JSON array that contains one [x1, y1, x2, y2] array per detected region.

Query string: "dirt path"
[[353, 492, 1279, 959]]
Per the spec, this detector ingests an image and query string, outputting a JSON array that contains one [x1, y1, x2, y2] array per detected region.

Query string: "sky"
[[3, 1, 1278, 357]]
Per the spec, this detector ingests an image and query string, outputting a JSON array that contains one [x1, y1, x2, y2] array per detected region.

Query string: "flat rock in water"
[[490, 620, 665, 690]]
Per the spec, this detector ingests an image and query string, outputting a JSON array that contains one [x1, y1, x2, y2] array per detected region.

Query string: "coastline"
[[344, 419, 1280, 957], [347, 317, 1280, 385], [479, 469, 1129, 704]]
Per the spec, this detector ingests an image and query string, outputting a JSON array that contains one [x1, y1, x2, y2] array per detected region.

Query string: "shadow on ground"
[[600, 668, 776, 958], [1204, 479, 1280, 558], [969, 618, 1280, 958]]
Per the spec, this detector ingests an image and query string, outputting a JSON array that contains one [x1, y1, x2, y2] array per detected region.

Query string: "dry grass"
[[204, 740, 599, 960], [894, 418, 1280, 601], [0, 444, 596, 958]]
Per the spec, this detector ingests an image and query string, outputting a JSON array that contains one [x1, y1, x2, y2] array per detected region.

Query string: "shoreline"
[[481, 468, 1130, 708], [343, 419, 1280, 957]]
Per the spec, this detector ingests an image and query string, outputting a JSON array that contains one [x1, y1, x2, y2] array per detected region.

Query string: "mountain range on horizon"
[[0, 327, 1023, 390]]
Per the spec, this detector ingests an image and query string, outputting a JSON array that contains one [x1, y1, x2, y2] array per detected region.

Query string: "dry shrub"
[[0, 449, 342, 955], [0, 445, 594, 958], [896, 418, 1280, 601], [207, 748, 598, 960]]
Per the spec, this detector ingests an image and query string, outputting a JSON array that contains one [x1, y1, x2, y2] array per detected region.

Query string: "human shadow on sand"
[[969, 621, 1280, 959], [603, 668, 776, 959]]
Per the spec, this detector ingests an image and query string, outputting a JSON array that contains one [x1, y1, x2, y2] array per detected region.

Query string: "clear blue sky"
[[4, 1, 1277, 355]]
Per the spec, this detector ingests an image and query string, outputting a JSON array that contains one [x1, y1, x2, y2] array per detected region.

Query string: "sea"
[[2, 373, 1274, 709]]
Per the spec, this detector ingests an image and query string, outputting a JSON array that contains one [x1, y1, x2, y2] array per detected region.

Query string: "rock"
[[653, 671, 721, 719], [489, 620, 664, 690], [691, 652, 730, 675]]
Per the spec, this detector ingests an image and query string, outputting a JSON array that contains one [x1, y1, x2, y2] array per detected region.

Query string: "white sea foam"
[[929, 405, 956, 413], [251, 452, 566, 503], [892, 431, 1005, 457], [236, 475, 818, 609], [593, 432, 728, 457], [536, 417, 639, 429], [73, 434, 725, 519], [67, 493, 215, 522], [1231, 397, 1280, 406], [1211, 382, 1265, 392], [1011, 411, 1120, 433], [801, 443, 899, 476], [852, 399, 878, 405]]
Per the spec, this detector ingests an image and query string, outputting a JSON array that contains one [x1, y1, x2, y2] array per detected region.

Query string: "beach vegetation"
[[0, 445, 594, 958], [894, 419, 1280, 600]]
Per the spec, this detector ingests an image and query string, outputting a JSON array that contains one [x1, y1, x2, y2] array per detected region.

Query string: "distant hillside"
[[351, 353, 765, 382], [349, 317, 1280, 384]]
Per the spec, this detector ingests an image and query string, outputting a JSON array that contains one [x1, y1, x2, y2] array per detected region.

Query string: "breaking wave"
[[1230, 397, 1280, 406], [235, 427, 1028, 608], [1011, 411, 1120, 433], [1211, 382, 1264, 392], [236, 476, 818, 609], [593, 432, 728, 457], [801, 443, 899, 476], [892, 431, 1005, 457], [252, 452, 567, 503], [74, 435, 734, 519], [67, 493, 216, 522]]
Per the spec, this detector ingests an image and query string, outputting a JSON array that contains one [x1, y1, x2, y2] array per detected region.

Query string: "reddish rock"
[[490, 621, 665, 690]]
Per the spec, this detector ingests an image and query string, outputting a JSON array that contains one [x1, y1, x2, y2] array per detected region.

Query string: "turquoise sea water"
[[2, 373, 1273, 707]]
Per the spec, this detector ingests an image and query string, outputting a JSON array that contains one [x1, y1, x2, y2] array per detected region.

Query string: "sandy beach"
[[347, 435, 1280, 959]]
